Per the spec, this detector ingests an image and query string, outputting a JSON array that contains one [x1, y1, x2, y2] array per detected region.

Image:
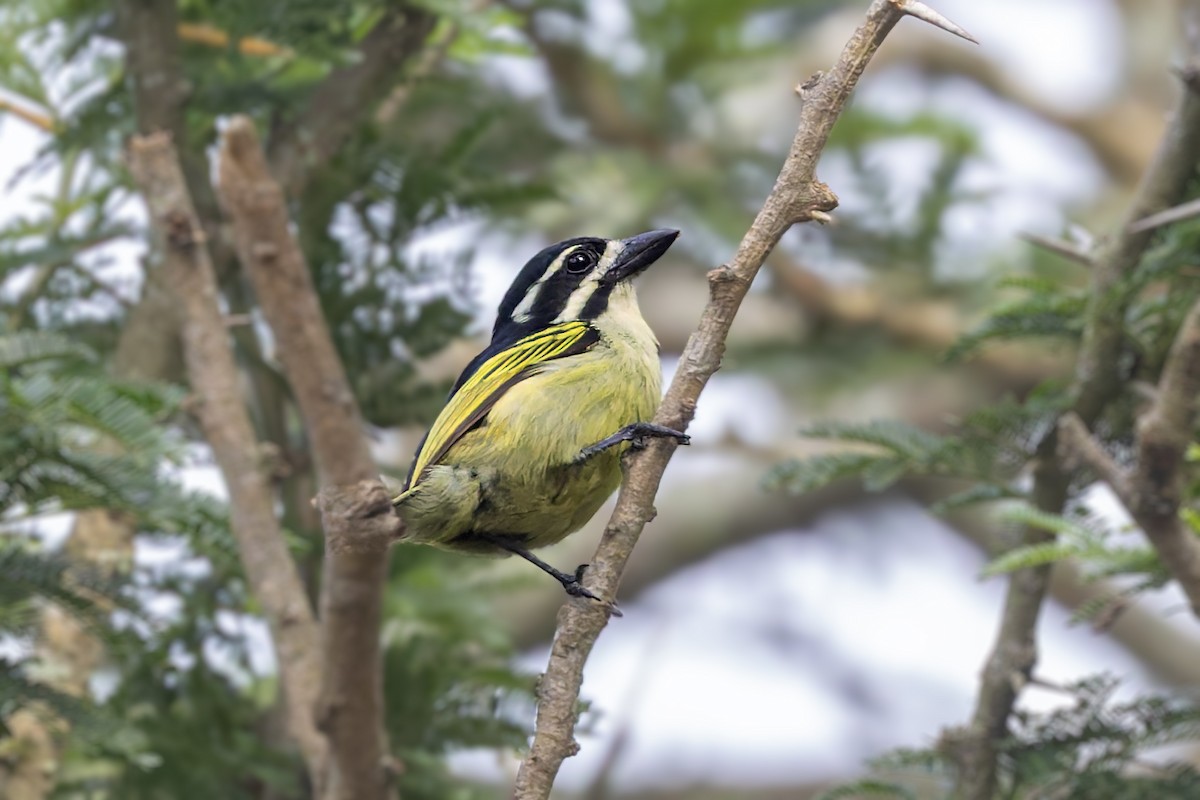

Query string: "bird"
[[392, 229, 689, 602]]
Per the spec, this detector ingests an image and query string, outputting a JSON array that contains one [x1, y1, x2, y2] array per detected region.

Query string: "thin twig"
[[1019, 231, 1093, 268], [0, 96, 55, 132], [510, 3, 977, 798], [1128, 196, 1200, 234], [217, 116, 402, 800], [127, 131, 327, 788], [1056, 413, 1128, 496]]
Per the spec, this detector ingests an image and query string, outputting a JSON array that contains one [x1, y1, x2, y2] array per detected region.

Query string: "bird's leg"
[[574, 422, 690, 464], [476, 533, 605, 603]]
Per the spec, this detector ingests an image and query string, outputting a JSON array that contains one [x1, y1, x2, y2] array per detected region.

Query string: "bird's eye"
[[565, 251, 595, 273]]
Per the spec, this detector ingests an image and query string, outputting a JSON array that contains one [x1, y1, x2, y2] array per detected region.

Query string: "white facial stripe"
[[510, 247, 576, 323], [552, 240, 623, 323]]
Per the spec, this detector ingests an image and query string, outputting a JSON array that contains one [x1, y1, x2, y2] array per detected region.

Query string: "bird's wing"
[[402, 320, 600, 492]]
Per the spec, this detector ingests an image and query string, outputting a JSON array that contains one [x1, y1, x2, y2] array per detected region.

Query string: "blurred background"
[[2, 0, 1198, 798]]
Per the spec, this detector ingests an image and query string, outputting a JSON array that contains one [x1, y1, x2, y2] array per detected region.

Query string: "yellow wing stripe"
[[407, 321, 596, 487]]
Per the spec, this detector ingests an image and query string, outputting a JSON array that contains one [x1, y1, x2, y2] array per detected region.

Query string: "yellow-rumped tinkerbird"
[[392, 229, 689, 602]]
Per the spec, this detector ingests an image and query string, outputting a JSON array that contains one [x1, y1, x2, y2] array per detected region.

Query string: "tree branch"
[[510, 3, 977, 798], [266, 5, 436, 197], [1056, 413, 1129, 495], [1128, 196, 1200, 234], [1057, 297, 1200, 616], [217, 116, 402, 800], [1018, 231, 1094, 268], [945, 5, 1200, 796], [0, 96, 55, 132], [126, 132, 327, 786]]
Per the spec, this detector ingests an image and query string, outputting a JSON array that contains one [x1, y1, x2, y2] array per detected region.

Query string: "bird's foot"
[[575, 423, 691, 463], [628, 423, 690, 451], [561, 564, 622, 617]]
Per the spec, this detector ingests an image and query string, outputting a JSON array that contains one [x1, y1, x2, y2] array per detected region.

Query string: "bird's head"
[[494, 229, 679, 338]]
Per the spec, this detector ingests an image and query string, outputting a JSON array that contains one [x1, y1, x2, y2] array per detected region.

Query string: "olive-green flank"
[[391, 229, 690, 602]]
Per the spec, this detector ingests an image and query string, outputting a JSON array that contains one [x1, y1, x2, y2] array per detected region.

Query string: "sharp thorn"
[[895, 0, 979, 44]]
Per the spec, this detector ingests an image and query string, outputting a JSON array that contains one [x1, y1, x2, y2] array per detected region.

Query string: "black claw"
[[576, 423, 692, 463], [563, 579, 603, 603]]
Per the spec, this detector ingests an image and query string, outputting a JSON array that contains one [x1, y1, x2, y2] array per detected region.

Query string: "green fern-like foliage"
[[1002, 675, 1200, 800], [946, 276, 1087, 361], [982, 503, 1164, 581], [828, 676, 1200, 800], [815, 779, 918, 800], [764, 387, 1066, 503], [0, 543, 128, 738], [0, 332, 183, 515]]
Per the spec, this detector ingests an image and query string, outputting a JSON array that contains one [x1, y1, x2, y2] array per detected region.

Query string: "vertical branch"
[[511, 3, 977, 798], [217, 116, 403, 800], [1058, 298, 1200, 616], [945, 4, 1200, 796], [127, 133, 327, 788]]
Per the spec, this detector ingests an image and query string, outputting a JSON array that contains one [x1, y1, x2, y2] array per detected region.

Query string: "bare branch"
[[510, 3, 977, 798], [1128, 196, 1200, 234], [127, 132, 326, 787], [1127, 298, 1200, 614], [0, 96, 55, 132], [1055, 297, 1200, 618], [1019, 231, 1094, 268], [1056, 413, 1129, 496], [115, 0, 189, 140], [217, 116, 399, 800], [114, 0, 235, 377]]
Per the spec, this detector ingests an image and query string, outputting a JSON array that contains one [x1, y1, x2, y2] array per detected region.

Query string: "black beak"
[[602, 229, 679, 285]]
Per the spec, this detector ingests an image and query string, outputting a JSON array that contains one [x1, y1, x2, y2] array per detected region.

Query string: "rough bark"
[[217, 116, 403, 800], [127, 132, 327, 788], [510, 3, 978, 798]]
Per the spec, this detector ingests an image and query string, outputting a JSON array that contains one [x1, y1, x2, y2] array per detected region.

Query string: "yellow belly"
[[398, 342, 660, 551]]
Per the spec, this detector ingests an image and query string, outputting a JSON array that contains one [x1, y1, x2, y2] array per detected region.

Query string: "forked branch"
[[127, 132, 326, 788], [510, 2, 977, 798], [1058, 295, 1200, 617], [217, 116, 403, 800]]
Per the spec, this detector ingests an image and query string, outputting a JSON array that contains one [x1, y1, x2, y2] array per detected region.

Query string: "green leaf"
[[862, 458, 910, 491], [946, 289, 1086, 360], [816, 779, 918, 800], [763, 452, 885, 494], [0, 331, 93, 369], [982, 541, 1077, 576], [930, 483, 1022, 514]]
